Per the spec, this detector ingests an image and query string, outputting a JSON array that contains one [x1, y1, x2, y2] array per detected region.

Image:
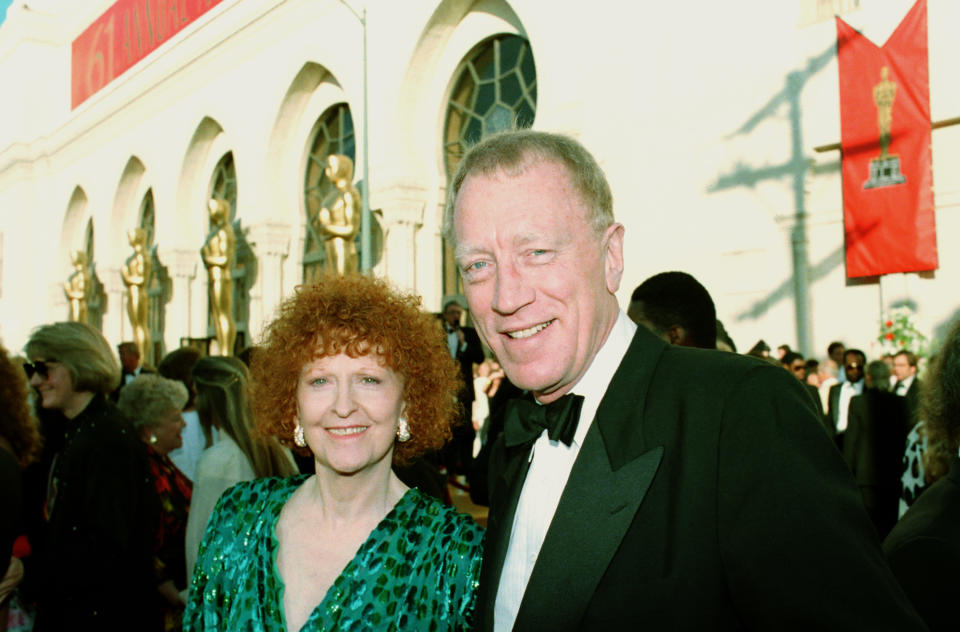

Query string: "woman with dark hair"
[[24, 321, 159, 631], [0, 343, 41, 631], [118, 374, 192, 631], [884, 316, 960, 631], [183, 356, 297, 580], [184, 275, 482, 631]]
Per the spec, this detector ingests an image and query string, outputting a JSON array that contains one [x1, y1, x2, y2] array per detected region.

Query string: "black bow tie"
[[503, 393, 585, 448]]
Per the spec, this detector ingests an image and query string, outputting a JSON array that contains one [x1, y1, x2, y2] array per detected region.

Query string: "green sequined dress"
[[183, 476, 483, 632]]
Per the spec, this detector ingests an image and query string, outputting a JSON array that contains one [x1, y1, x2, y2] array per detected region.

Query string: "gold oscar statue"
[[315, 154, 361, 275], [121, 228, 152, 361], [201, 199, 237, 356], [873, 66, 896, 159], [63, 250, 91, 323], [864, 66, 905, 189]]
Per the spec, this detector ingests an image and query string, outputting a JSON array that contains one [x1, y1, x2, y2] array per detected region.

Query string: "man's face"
[[787, 359, 805, 381], [893, 354, 916, 381], [843, 353, 864, 383], [453, 160, 624, 403], [119, 346, 139, 372], [829, 345, 845, 365], [443, 304, 463, 329]]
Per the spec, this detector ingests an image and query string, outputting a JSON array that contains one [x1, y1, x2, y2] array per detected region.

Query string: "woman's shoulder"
[[218, 475, 306, 507], [402, 489, 484, 547]]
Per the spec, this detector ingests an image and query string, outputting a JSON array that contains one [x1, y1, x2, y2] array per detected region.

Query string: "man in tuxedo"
[[893, 350, 922, 428], [844, 360, 908, 539], [446, 129, 924, 630], [627, 271, 716, 349], [441, 297, 486, 475], [110, 341, 154, 401], [824, 348, 866, 448]]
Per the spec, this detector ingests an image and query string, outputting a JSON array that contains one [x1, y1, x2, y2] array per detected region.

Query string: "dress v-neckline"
[[267, 478, 418, 632]]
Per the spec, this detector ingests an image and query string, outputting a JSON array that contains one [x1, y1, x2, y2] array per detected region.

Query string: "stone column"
[[375, 186, 425, 293], [99, 266, 126, 348], [158, 248, 199, 352], [246, 222, 291, 343]]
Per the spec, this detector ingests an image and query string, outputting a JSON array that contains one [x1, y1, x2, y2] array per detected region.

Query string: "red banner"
[[71, 0, 224, 109], [836, 0, 937, 278]]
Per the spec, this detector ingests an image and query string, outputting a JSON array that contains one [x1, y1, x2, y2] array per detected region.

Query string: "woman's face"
[[146, 408, 185, 455], [28, 359, 79, 414], [296, 352, 404, 477]]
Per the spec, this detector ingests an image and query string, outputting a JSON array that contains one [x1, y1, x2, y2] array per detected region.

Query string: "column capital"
[[247, 222, 292, 258], [157, 248, 199, 279], [376, 184, 426, 228]]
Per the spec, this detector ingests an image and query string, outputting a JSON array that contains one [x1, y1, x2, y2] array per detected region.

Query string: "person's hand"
[[158, 579, 186, 607], [457, 329, 466, 346]]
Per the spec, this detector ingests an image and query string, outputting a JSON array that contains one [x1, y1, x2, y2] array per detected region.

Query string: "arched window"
[[206, 152, 250, 354], [210, 152, 237, 217], [442, 34, 537, 294], [303, 104, 355, 282], [139, 190, 166, 364], [83, 218, 106, 330]]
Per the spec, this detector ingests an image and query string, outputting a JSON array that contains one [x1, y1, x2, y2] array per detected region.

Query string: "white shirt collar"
[[568, 311, 637, 446]]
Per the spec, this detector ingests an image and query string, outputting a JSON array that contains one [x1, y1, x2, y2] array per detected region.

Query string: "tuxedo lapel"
[[476, 440, 534, 630], [514, 427, 663, 630], [512, 327, 668, 630]]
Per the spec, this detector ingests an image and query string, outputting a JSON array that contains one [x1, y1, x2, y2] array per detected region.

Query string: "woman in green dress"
[[184, 274, 483, 631]]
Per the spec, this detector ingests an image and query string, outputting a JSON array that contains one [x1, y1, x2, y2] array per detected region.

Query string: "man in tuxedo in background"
[[110, 341, 154, 401], [844, 360, 908, 539], [447, 129, 924, 630], [824, 348, 866, 449], [893, 350, 922, 428], [441, 297, 485, 475], [627, 271, 717, 349]]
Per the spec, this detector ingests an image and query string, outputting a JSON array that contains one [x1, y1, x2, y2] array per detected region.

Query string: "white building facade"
[[1, 0, 958, 362]]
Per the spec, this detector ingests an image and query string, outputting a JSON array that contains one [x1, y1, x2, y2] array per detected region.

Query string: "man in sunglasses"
[[824, 348, 867, 449]]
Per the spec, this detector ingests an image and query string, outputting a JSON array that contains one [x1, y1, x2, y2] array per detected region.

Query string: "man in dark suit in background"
[[825, 348, 866, 448], [110, 341, 155, 401], [844, 360, 908, 539], [447, 129, 924, 630], [440, 297, 485, 476], [893, 350, 922, 428], [627, 271, 716, 349]]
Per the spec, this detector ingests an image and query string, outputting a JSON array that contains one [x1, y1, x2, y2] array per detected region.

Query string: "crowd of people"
[[1, 129, 958, 631]]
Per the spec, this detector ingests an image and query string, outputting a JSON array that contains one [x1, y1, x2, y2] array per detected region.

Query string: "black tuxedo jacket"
[[450, 325, 485, 408], [478, 326, 924, 631], [900, 378, 922, 429], [884, 456, 960, 632], [843, 390, 908, 539]]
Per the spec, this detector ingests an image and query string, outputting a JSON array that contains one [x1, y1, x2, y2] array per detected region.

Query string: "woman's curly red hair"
[[0, 343, 42, 466], [250, 274, 462, 466]]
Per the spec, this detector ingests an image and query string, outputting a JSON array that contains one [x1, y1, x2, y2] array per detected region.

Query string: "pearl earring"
[[396, 416, 411, 442], [293, 423, 306, 447]]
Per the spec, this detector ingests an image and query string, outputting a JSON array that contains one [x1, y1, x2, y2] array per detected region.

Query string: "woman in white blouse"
[[184, 356, 297, 580]]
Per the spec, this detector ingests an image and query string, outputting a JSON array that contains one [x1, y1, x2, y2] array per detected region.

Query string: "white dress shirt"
[[168, 409, 209, 483], [494, 311, 636, 632], [836, 379, 863, 433]]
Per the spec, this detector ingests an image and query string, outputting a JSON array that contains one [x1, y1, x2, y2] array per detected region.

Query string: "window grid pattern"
[[442, 35, 537, 294], [303, 104, 355, 283]]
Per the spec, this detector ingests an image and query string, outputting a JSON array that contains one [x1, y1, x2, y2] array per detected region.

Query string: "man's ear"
[[602, 223, 625, 294]]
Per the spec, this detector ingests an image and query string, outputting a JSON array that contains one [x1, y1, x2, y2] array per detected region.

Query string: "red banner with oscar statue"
[[836, 0, 937, 278]]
